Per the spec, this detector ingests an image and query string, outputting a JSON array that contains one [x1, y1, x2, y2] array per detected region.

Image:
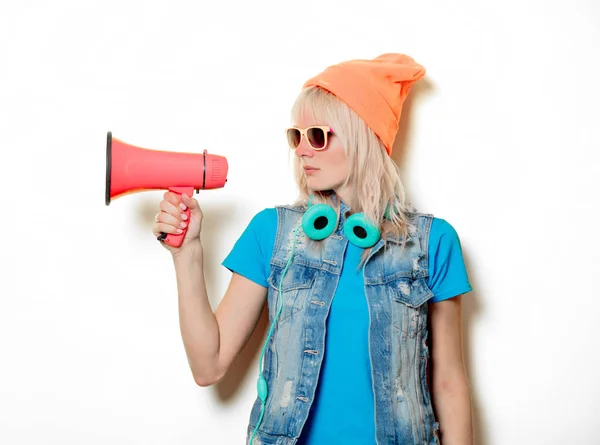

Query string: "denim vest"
[[246, 201, 441, 445]]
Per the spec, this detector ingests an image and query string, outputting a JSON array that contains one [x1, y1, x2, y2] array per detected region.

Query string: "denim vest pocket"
[[268, 263, 317, 323], [388, 276, 434, 336], [389, 276, 433, 308]]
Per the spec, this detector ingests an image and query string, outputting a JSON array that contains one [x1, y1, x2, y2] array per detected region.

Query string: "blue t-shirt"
[[222, 209, 472, 444]]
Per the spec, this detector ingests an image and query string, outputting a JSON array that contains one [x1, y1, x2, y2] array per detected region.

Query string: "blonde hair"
[[289, 86, 418, 260]]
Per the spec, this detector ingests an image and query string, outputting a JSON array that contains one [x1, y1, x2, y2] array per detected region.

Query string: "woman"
[[153, 53, 474, 444]]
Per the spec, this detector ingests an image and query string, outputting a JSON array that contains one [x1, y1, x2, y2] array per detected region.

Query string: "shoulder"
[[246, 207, 278, 232], [252, 207, 278, 221], [271, 203, 307, 223], [427, 217, 465, 253], [245, 204, 308, 234], [430, 217, 460, 238]]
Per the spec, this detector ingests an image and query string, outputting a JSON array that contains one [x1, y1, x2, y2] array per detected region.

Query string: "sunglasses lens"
[[307, 127, 326, 149], [287, 128, 301, 148]]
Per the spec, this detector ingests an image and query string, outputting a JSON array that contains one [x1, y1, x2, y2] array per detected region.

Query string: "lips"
[[303, 165, 319, 173]]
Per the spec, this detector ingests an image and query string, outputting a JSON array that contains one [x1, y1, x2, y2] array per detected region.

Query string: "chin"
[[306, 178, 326, 190], [306, 178, 340, 193]]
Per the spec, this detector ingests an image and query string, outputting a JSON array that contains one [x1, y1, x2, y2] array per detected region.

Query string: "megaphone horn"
[[105, 131, 229, 247]]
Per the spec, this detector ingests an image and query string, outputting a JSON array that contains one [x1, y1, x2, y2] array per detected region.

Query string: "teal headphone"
[[302, 197, 389, 248], [248, 196, 392, 443]]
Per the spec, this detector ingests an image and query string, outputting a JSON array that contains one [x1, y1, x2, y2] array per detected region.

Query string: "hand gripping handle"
[[157, 186, 194, 247]]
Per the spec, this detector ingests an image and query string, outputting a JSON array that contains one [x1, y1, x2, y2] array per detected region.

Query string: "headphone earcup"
[[302, 204, 337, 240], [344, 213, 381, 248]]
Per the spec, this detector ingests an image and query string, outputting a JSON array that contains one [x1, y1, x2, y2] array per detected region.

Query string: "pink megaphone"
[[105, 131, 229, 247]]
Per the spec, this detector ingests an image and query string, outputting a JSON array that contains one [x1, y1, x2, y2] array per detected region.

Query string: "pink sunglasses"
[[285, 126, 334, 151]]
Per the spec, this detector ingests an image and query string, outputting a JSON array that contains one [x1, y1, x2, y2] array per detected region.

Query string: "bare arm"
[[154, 191, 268, 387], [429, 295, 474, 445], [173, 241, 267, 386]]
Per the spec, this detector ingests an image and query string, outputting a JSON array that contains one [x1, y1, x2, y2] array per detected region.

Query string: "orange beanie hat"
[[303, 53, 426, 155]]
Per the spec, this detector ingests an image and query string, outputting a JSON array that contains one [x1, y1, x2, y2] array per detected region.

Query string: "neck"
[[333, 185, 356, 212]]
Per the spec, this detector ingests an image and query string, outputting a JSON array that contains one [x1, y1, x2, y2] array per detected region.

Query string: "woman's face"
[[294, 113, 352, 199]]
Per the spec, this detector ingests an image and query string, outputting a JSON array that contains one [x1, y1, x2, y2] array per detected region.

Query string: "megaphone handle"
[[158, 186, 195, 247]]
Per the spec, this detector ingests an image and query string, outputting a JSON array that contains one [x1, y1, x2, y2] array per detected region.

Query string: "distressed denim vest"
[[246, 201, 441, 445]]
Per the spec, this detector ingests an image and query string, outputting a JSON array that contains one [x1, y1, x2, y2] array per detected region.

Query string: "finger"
[[153, 222, 183, 237], [156, 210, 186, 229], [163, 190, 179, 201], [159, 199, 186, 219], [181, 193, 195, 208], [181, 194, 201, 214], [163, 191, 184, 208]]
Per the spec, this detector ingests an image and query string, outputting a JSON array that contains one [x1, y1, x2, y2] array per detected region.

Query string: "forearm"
[[172, 241, 222, 386], [433, 374, 473, 445]]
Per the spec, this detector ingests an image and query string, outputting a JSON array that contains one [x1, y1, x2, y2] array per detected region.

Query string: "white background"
[[1, 1, 599, 444]]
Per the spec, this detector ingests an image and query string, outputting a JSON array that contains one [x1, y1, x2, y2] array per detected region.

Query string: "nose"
[[294, 136, 314, 158]]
